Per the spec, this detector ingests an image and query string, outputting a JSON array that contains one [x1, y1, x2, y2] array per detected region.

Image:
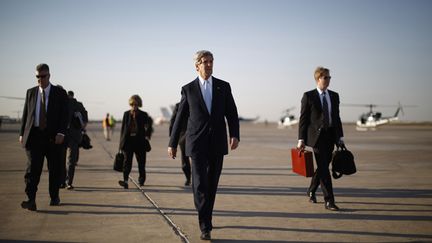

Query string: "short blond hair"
[[194, 50, 213, 65], [129, 94, 142, 107], [314, 66, 330, 81]]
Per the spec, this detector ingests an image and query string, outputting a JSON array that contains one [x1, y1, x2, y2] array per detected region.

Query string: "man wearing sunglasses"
[[19, 63, 69, 211], [297, 66, 344, 211]]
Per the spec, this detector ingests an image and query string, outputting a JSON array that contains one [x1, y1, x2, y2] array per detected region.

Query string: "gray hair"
[[194, 50, 213, 65]]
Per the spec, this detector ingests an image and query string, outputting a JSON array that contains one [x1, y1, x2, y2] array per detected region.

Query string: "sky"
[[1, 0, 431, 122]]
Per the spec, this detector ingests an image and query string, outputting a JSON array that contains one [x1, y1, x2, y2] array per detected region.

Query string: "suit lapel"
[[29, 87, 38, 118], [312, 90, 322, 112], [126, 112, 131, 132], [47, 85, 54, 115], [328, 90, 337, 117], [211, 78, 222, 116], [27, 86, 39, 123]]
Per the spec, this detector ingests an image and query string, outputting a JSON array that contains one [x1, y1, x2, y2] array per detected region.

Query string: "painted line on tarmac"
[[130, 178, 190, 243], [89, 130, 190, 243]]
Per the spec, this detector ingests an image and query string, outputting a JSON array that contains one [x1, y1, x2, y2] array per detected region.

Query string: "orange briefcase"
[[291, 148, 314, 177]]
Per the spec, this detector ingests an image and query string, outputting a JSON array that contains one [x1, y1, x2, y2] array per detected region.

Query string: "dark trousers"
[[308, 129, 335, 203], [123, 137, 147, 184], [191, 154, 224, 233], [179, 136, 191, 181], [24, 128, 63, 201], [66, 141, 80, 185]]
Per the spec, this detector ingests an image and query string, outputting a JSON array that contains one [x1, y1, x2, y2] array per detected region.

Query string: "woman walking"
[[118, 95, 153, 188]]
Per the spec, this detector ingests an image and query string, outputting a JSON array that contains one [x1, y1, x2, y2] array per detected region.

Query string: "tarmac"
[[0, 122, 432, 243]]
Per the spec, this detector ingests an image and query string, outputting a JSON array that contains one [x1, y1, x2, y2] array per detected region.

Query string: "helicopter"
[[346, 103, 406, 131], [278, 107, 298, 128]]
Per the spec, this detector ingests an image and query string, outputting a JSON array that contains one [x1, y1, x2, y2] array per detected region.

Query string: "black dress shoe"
[[60, 183, 66, 189], [308, 192, 317, 203], [66, 184, 74, 190], [200, 231, 211, 240], [118, 180, 129, 189], [50, 198, 61, 206], [184, 179, 191, 186], [21, 200, 37, 211], [325, 201, 340, 211]]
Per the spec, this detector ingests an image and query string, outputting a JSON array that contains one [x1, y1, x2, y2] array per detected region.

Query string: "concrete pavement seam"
[[89, 130, 189, 243], [130, 177, 190, 243]]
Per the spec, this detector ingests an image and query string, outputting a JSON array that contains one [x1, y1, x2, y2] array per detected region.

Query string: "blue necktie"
[[322, 92, 329, 128], [203, 80, 212, 113]]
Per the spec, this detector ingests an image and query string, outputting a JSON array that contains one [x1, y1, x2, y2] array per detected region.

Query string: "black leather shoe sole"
[[21, 200, 37, 211], [50, 198, 60, 206], [200, 232, 211, 240], [325, 203, 340, 211], [307, 192, 317, 203], [118, 180, 129, 189]]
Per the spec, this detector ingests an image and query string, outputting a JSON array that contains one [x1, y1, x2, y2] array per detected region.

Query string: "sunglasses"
[[323, 76, 331, 80], [130, 103, 138, 107], [36, 74, 48, 79]]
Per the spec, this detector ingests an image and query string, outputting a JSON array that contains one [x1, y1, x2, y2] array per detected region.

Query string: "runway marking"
[[130, 178, 190, 243], [89, 130, 189, 243]]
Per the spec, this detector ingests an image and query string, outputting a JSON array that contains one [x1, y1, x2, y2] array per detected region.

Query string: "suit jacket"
[[20, 84, 69, 148], [67, 98, 88, 144], [298, 89, 343, 147], [119, 109, 153, 150], [169, 77, 240, 157], [169, 103, 187, 138]]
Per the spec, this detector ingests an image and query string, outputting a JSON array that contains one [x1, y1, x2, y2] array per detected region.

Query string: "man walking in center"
[[20, 63, 69, 211], [297, 66, 344, 211], [168, 50, 240, 240]]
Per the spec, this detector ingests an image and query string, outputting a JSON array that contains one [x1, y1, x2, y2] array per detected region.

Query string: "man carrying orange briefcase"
[[291, 148, 314, 177], [296, 67, 345, 211]]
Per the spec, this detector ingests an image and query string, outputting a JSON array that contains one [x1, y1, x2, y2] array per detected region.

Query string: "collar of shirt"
[[316, 87, 326, 95], [39, 83, 52, 98], [198, 75, 213, 86], [316, 87, 331, 104]]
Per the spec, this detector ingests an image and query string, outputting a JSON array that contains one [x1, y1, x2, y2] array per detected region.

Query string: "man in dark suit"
[[168, 50, 240, 240], [169, 102, 191, 186], [19, 63, 69, 211], [297, 66, 344, 211], [64, 90, 88, 190]]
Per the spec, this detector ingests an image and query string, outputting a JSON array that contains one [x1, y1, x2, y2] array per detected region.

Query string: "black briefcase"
[[113, 152, 124, 172], [331, 146, 356, 179], [80, 132, 93, 150]]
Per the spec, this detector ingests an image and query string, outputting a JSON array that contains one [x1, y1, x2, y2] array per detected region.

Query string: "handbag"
[[144, 138, 151, 152], [331, 145, 356, 179], [291, 148, 314, 177], [113, 151, 124, 172], [80, 132, 93, 150]]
